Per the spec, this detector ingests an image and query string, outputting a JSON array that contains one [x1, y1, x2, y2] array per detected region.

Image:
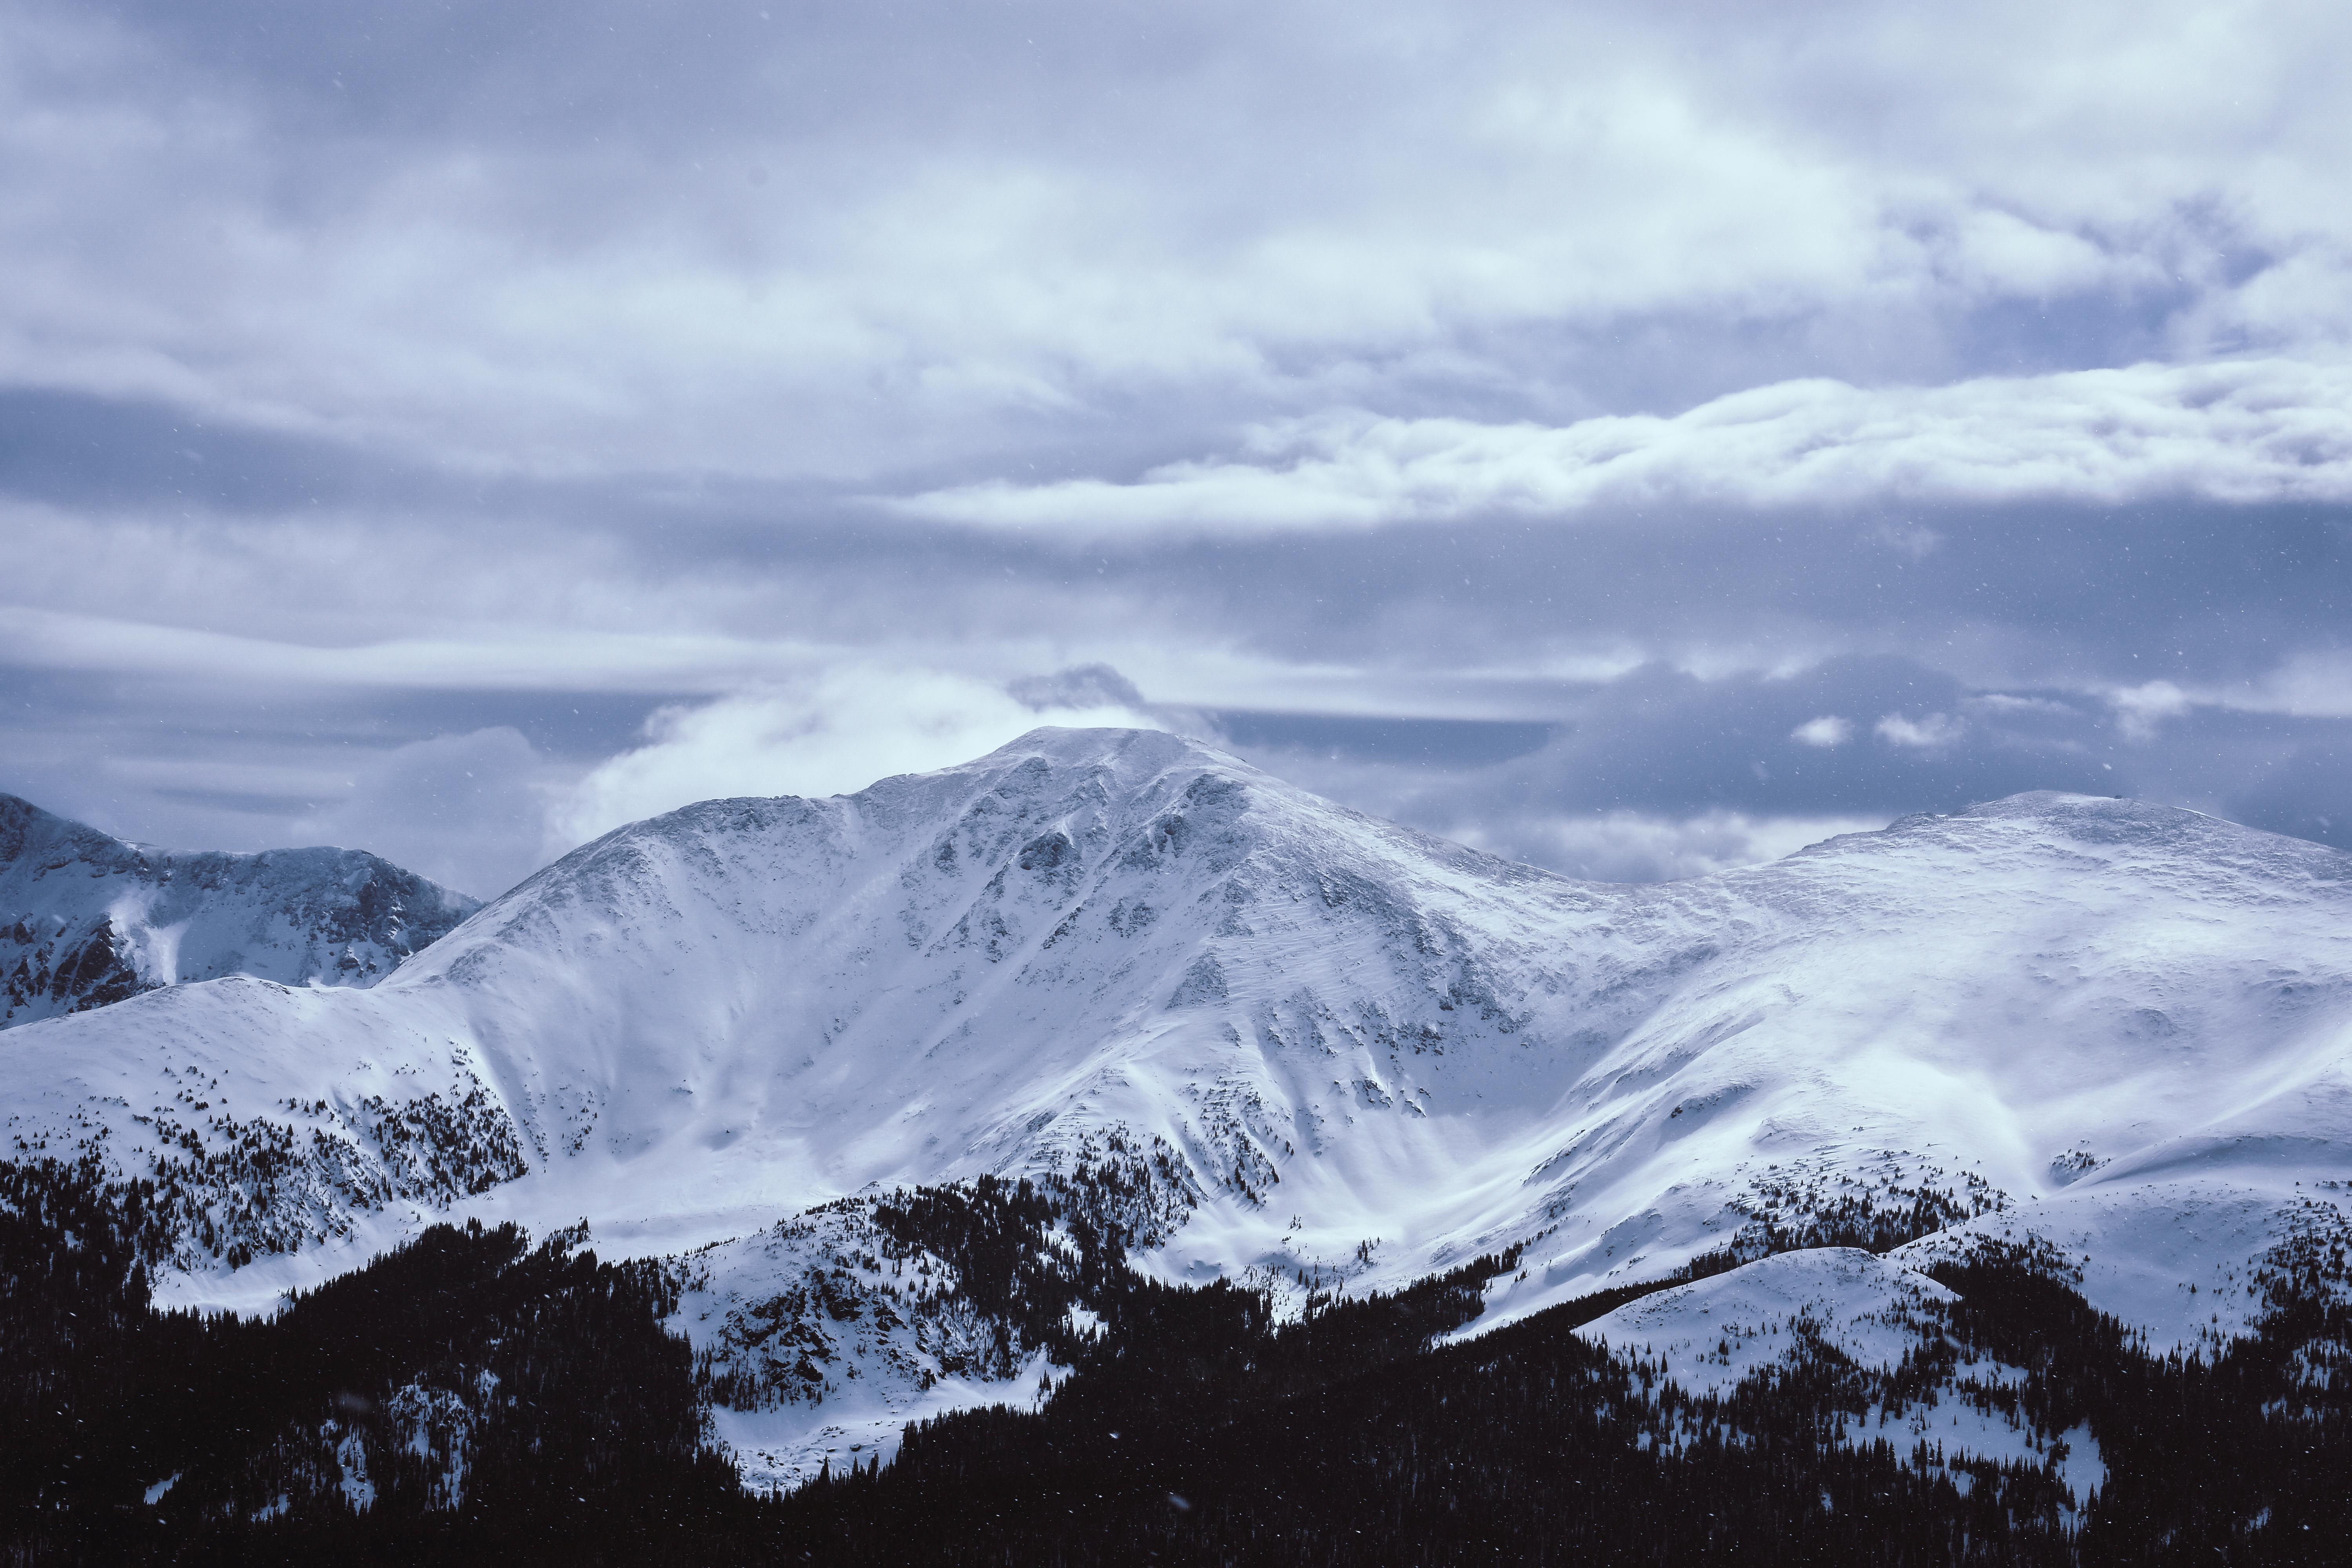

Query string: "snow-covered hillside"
[[1, 793, 480, 1029], [1574, 1249, 2113, 1509], [5, 728, 2349, 1381]]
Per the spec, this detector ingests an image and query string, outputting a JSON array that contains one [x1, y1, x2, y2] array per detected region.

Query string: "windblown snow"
[[5, 727, 2350, 1480]]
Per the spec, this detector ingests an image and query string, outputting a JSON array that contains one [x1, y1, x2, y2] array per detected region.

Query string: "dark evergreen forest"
[[6, 1154, 2348, 1565]]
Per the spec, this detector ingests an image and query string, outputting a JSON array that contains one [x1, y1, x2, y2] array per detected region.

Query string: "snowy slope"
[[1574, 1248, 1956, 1400], [0, 793, 479, 1029], [4, 729, 2350, 1367], [671, 1200, 1071, 1490]]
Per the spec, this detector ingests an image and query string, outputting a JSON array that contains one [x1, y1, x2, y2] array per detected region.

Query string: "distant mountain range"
[[5, 731, 2348, 1557], [0, 793, 479, 1029]]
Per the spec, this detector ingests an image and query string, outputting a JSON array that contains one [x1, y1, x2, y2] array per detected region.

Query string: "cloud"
[[1214, 656, 2114, 865], [1005, 663, 1151, 713], [8, 0, 2352, 487], [1874, 712, 1966, 749], [1791, 716, 1853, 748], [2111, 679, 2194, 740], [285, 727, 561, 900], [2, 718, 568, 901], [1965, 693, 2076, 717], [890, 359, 2352, 536], [2210, 651, 2352, 720], [1472, 810, 1893, 885], [546, 665, 1168, 852]]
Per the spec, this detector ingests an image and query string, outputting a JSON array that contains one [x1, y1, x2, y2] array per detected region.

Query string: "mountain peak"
[[964, 723, 1227, 773], [1, 794, 482, 1029]]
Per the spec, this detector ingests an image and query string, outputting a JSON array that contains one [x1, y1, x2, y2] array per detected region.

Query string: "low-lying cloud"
[[547, 666, 1169, 854]]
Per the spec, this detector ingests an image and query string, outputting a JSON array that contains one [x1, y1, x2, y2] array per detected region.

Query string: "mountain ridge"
[[0, 791, 481, 1030], [5, 729, 2345, 1357]]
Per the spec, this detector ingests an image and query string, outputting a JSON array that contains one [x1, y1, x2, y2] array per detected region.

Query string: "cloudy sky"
[[3, 0, 2348, 897]]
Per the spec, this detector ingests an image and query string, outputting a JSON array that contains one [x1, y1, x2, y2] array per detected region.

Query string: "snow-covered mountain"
[[0, 792, 479, 1029], [5, 726, 2350, 1477]]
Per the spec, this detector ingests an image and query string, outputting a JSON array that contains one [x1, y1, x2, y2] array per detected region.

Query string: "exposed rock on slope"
[[0, 794, 481, 1030]]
